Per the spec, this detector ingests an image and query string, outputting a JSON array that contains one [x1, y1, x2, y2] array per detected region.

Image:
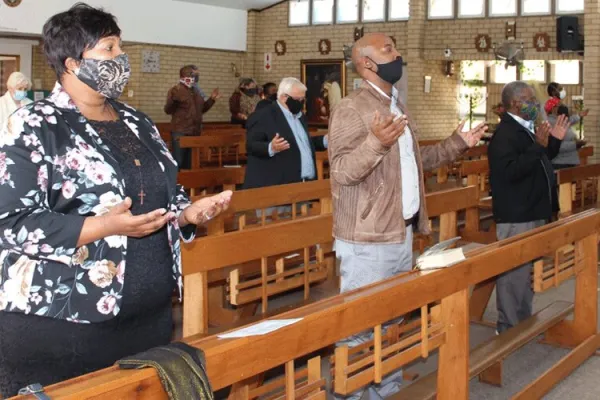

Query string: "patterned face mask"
[[75, 54, 131, 99], [520, 100, 539, 121], [180, 77, 194, 88]]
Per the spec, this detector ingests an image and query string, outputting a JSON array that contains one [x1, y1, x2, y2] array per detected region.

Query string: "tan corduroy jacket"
[[328, 82, 468, 244]]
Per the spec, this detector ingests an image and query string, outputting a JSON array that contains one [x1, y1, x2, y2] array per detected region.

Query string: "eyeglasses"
[[285, 94, 305, 101]]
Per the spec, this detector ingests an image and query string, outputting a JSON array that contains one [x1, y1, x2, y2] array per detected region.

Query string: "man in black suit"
[[488, 81, 568, 334], [244, 77, 327, 189]]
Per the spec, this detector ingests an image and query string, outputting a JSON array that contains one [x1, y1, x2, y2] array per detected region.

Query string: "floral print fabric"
[[0, 83, 194, 323]]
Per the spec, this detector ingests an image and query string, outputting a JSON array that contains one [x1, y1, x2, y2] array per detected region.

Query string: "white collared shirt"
[[367, 81, 420, 219], [507, 112, 535, 134]]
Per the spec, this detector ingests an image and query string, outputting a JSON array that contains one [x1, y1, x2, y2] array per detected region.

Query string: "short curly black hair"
[[42, 2, 121, 80], [547, 82, 560, 97]]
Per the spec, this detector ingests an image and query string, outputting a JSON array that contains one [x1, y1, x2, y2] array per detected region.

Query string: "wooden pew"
[[177, 167, 246, 196], [556, 163, 600, 217], [24, 211, 600, 400], [202, 179, 332, 236], [468, 160, 600, 325], [435, 144, 488, 184], [184, 184, 480, 336], [315, 151, 328, 180], [197, 180, 334, 331], [179, 134, 246, 169], [577, 146, 594, 165], [181, 215, 334, 337]]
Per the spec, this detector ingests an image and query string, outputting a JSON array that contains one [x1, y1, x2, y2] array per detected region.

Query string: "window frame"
[[519, 60, 547, 83], [555, 0, 584, 14], [520, 0, 552, 16], [312, 0, 335, 25], [361, 0, 387, 22], [458, 0, 486, 19], [488, 0, 518, 17], [289, 0, 311, 26], [427, 0, 456, 19], [489, 61, 518, 84], [388, 0, 410, 20], [335, 0, 360, 24], [549, 60, 582, 85], [289, 0, 411, 26]]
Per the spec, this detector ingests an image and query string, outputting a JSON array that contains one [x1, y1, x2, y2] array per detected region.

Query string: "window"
[[458, 86, 488, 130], [428, 0, 454, 18], [489, 0, 517, 16], [389, 0, 410, 20], [520, 60, 546, 82], [289, 0, 310, 25], [556, 0, 584, 13], [337, 0, 359, 23], [362, 0, 385, 21], [313, 0, 334, 24], [521, 0, 551, 15], [550, 60, 581, 84], [490, 62, 517, 84], [459, 0, 485, 18], [460, 60, 487, 82]]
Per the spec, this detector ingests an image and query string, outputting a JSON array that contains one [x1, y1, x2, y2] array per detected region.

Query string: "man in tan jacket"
[[329, 33, 487, 399]]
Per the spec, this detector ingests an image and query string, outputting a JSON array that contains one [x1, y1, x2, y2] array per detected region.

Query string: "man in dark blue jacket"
[[488, 81, 569, 333]]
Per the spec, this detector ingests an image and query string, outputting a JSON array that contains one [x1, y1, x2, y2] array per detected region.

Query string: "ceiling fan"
[[493, 40, 524, 69]]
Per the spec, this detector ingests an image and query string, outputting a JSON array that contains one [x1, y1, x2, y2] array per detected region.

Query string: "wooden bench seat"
[[390, 301, 574, 400], [387, 301, 574, 400]]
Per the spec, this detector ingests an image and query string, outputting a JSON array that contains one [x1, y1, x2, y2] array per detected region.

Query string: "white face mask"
[[560, 89, 567, 100]]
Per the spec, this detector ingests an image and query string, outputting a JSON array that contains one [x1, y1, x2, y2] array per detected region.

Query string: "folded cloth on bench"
[[117, 342, 214, 400]]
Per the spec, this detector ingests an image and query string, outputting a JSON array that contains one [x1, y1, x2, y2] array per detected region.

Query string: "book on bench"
[[416, 237, 465, 270]]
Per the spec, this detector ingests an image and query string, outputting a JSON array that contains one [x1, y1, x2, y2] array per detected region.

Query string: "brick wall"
[[250, 7, 408, 102], [31, 43, 249, 123], [423, 16, 583, 61], [28, 0, 595, 142]]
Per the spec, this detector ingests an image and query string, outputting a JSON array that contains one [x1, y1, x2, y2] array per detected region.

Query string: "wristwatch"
[[18, 383, 51, 400]]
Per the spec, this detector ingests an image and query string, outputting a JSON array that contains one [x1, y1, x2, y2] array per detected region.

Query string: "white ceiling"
[[174, 0, 281, 10]]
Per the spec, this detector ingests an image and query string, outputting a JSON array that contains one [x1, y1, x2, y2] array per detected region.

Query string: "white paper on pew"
[[217, 319, 303, 339], [223, 165, 242, 168]]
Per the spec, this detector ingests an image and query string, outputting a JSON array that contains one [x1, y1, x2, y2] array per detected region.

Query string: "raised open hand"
[[536, 121, 551, 147], [371, 110, 408, 148], [181, 190, 233, 226], [550, 114, 569, 140], [458, 121, 488, 148]]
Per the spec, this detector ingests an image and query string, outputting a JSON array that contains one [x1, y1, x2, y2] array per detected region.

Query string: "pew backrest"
[[177, 167, 246, 196], [202, 179, 332, 235]]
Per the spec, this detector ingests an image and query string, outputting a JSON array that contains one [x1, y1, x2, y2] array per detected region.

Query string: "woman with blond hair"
[[0, 71, 32, 126]]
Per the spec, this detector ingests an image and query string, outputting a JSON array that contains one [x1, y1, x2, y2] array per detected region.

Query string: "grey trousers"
[[495, 220, 546, 333], [333, 227, 413, 400]]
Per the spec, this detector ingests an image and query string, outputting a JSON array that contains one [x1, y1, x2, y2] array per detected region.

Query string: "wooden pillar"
[[545, 233, 598, 347], [183, 271, 209, 336], [558, 182, 573, 216], [437, 289, 469, 400]]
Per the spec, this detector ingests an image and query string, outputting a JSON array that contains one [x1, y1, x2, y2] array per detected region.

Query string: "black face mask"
[[286, 96, 305, 115], [370, 56, 403, 85], [243, 88, 258, 96], [268, 93, 277, 101]]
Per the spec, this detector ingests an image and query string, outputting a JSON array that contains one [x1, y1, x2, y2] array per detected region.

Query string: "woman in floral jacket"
[[0, 4, 231, 397]]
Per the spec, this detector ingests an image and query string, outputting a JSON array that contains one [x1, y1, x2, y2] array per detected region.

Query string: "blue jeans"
[[333, 227, 414, 399]]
